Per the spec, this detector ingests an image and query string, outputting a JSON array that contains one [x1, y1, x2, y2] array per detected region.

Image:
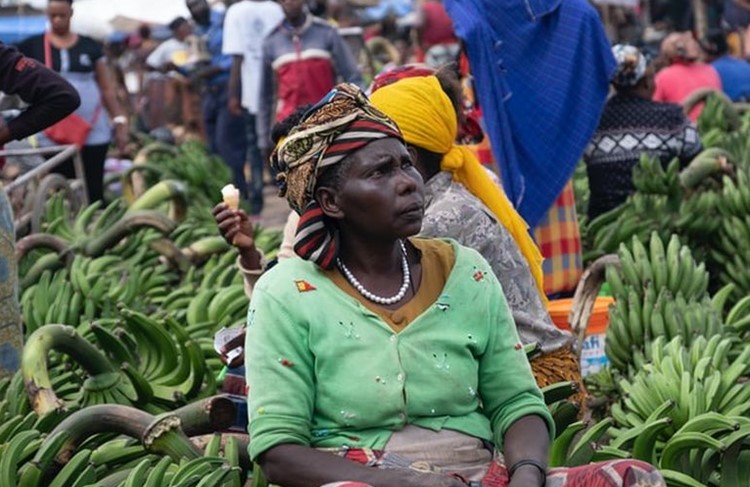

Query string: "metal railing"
[[2, 144, 87, 233]]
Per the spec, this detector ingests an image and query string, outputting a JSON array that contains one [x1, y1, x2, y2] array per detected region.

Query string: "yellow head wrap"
[[370, 76, 546, 300]]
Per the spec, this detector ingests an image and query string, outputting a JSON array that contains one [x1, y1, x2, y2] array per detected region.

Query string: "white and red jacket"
[[257, 15, 363, 149]]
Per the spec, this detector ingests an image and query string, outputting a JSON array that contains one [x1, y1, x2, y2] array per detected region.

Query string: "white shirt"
[[145, 38, 189, 71], [222, 0, 284, 114]]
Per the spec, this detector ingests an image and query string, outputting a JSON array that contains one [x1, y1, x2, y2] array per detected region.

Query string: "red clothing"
[[419, 1, 457, 49], [257, 16, 362, 148], [653, 62, 722, 121]]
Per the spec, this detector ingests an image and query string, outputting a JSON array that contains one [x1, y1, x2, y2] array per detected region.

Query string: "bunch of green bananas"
[[608, 233, 710, 300], [587, 334, 750, 485], [549, 417, 620, 468], [674, 189, 722, 237], [0, 401, 245, 487], [712, 171, 750, 302], [604, 233, 718, 371], [613, 335, 750, 434], [632, 154, 681, 196], [134, 141, 233, 223]]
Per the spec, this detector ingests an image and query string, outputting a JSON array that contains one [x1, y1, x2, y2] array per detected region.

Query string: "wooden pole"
[[691, 0, 708, 40], [602, 5, 616, 42]]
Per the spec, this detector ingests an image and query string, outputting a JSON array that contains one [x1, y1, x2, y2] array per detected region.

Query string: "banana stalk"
[[128, 179, 188, 223], [171, 395, 236, 437], [682, 88, 739, 130], [15, 233, 71, 262], [120, 163, 165, 205], [29, 173, 80, 234], [181, 236, 231, 264], [19, 252, 64, 289], [82, 210, 176, 257], [149, 237, 191, 272], [48, 404, 200, 468], [133, 142, 180, 165], [679, 149, 732, 190], [22, 324, 117, 415]]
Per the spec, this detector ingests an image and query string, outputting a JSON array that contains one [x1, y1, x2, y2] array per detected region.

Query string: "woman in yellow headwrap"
[[369, 68, 580, 390]]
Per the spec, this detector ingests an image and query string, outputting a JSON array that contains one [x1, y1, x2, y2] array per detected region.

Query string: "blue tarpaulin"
[[445, 0, 616, 228], [0, 15, 46, 45]]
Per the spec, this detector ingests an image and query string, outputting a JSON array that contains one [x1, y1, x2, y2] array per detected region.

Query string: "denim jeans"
[[201, 85, 248, 203], [244, 111, 265, 216]]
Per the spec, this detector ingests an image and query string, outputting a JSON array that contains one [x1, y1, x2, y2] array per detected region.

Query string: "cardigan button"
[[397, 373, 404, 382]]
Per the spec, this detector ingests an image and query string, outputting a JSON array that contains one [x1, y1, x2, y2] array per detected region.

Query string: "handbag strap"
[[44, 32, 102, 127], [43, 32, 52, 69]]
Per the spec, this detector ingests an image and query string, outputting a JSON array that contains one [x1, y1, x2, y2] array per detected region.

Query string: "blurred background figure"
[[702, 28, 750, 101], [185, 0, 248, 213], [653, 32, 722, 121], [256, 0, 363, 159], [414, 0, 459, 68], [16, 0, 128, 203], [223, 0, 284, 218], [585, 44, 702, 220]]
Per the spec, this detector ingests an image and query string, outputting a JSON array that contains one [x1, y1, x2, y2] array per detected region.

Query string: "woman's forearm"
[[95, 61, 124, 119], [503, 415, 549, 485], [259, 444, 430, 487]]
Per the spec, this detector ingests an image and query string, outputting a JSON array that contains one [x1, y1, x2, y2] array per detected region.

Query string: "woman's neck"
[[337, 234, 405, 276], [286, 13, 307, 29], [48, 31, 77, 48]]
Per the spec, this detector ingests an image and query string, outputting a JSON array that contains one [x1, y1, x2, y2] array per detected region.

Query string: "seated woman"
[[245, 83, 665, 487]]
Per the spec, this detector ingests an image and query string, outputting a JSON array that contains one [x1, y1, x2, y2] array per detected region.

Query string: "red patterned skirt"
[[319, 447, 665, 487]]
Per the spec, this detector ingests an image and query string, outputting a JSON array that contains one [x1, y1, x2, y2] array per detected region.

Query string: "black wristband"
[[508, 458, 547, 483]]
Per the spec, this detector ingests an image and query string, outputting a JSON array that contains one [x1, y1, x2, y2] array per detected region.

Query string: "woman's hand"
[[213, 202, 255, 250], [508, 467, 545, 487], [213, 202, 262, 270]]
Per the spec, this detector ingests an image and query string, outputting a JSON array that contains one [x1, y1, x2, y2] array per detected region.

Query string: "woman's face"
[[324, 138, 425, 240], [47, 1, 73, 36]]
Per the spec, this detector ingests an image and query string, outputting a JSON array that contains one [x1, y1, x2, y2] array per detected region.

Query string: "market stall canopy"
[[16, 0, 190, 39]]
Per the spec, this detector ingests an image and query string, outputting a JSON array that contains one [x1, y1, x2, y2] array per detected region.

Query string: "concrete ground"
[[258, 185, 292, 231]]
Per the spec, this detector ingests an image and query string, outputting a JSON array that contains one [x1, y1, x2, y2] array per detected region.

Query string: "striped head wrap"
[[271, 83, 403, 269]]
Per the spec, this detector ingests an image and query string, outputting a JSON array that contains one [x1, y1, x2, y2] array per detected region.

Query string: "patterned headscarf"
[[271, 83, 403, 269], [611, 44, 648, 88]]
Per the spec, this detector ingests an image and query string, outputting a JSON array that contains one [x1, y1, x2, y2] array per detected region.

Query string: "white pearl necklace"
[[337, 240, 410, 305]]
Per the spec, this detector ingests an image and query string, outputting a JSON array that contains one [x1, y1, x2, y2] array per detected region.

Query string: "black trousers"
[[54, 143, 109, 204]]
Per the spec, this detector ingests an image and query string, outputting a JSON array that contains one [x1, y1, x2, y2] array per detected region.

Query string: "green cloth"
[[245, 238, 554, 461]]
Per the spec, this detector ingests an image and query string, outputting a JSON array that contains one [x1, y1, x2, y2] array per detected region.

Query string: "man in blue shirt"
[[186, 0, 248, 206], [706, 30, 750, 101]]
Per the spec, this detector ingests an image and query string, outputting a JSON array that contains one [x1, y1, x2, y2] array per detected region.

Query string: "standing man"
[[223, 0, 284, 219], [185, 0, 248, 207], [256, 0, 363, 159]]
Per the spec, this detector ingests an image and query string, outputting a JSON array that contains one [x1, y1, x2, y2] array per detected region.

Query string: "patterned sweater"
[[583, 94, 702, 219]]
